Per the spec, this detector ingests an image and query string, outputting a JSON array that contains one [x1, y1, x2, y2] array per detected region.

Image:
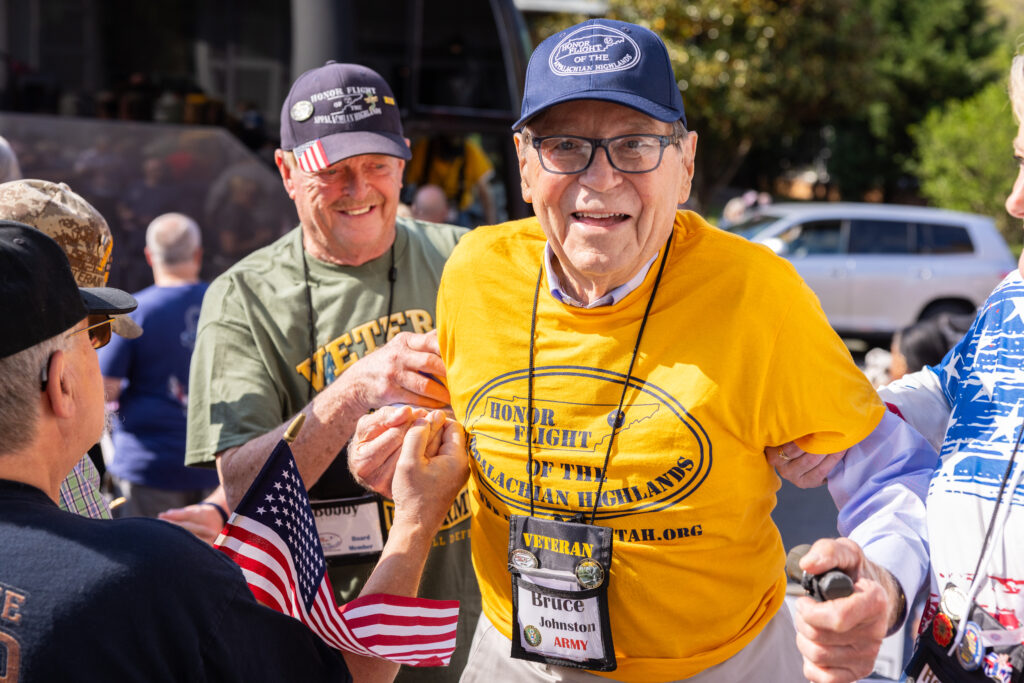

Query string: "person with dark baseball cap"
[[184, 62, 479, 681], [351, 18, 937, 683], [0, 220, 467, 682]]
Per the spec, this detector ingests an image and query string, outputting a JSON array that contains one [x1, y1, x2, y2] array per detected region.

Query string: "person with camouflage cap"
[[0, 179, 141, 519]]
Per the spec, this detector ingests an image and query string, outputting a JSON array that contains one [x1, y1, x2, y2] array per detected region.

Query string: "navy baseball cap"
[[280, 62, 411, 172], [514, 19, 686, 130], [0, 221, 136, 359]]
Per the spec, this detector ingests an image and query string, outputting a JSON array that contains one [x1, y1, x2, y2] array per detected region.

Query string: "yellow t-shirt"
[[436, 212, 884, 682]]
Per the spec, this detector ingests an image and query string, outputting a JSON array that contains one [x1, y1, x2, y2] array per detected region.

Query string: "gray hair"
[[1011, 55, 1024, 125], [0, 332, 69, 456], [146, 213, 201, 265]]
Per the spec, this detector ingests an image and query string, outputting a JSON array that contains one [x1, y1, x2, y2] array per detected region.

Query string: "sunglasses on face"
[[67, 315, 114, 350], [40, 315, 114, 391]]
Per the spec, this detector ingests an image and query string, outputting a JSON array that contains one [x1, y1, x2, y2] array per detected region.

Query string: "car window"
[[848, 220, 912, 254], [915, 222, 974, 254], [720, 214, 781, 239], [781, 220, 843, 256]]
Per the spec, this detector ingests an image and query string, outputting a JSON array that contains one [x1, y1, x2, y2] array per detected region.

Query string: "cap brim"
[[111, 315, 143, 339], [319, 131, 412, 164], [513, 91, 684, 130], [80, 287, 137, 316]]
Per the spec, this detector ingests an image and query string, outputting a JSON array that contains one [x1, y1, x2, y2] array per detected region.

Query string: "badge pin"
[[940, 584, 967, 622], [290, 100, 314, 122], [956, 621, 983, 671], [575, 558, 605, 589], [510, 548, 539, 570], [932, 612, 954, 647]]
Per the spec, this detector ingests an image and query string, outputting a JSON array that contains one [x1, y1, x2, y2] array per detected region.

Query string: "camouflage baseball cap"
[[0, 179, 141, 339]]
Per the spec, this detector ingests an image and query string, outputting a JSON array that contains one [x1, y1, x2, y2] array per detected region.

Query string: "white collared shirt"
[[543, 243, 658, 308]]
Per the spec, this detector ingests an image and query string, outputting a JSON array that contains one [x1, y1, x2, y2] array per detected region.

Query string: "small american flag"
[[296, 139, 329, 172], [214, 438, 460, 667]]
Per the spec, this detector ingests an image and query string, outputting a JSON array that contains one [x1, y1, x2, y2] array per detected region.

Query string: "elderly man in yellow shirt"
[[352, 18, 937, 683]]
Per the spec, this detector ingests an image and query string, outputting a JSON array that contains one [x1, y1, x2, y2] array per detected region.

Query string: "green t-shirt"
[[186, 217, 480, 682]]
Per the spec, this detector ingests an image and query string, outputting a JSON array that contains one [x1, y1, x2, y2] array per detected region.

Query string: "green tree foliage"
[[911, 81, 1018, 240], [605, 0, 878, 208], [832, 0, 1004, 199], [526, 0, 1004, 207]]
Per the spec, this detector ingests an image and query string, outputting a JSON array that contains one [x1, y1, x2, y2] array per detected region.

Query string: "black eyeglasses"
[[529, 133, 682, 175]]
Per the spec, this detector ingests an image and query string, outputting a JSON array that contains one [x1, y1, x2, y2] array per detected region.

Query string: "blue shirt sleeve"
[[826, 410, 938, 623]]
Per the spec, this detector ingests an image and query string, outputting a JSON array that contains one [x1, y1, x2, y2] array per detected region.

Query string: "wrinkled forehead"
[[525, 99, 672, 135]]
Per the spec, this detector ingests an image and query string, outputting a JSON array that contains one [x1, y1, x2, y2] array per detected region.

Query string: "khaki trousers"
[[459, 606, 807, 683]]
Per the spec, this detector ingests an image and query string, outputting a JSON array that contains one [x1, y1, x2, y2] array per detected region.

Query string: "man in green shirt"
[[185, 62, 479, 682]]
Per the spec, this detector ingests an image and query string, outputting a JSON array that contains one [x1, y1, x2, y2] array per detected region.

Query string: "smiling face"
[[276, 151, 406, 266], [516, 100, 697, 303]]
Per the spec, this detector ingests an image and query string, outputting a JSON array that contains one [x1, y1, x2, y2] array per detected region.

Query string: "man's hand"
[[794, 538, 902, 683], [765, 443, 846, 489], [350, 404, 429, 498], [343, 330, 450, 412], [390, 410, 469, 533], [158, 503, 225, 545]]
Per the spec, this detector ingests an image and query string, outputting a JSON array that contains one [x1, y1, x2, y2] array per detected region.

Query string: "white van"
[[723, 202, 1017, 337]]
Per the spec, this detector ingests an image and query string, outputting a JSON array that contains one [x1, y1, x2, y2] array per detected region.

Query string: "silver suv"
[[724, 202, 1017, 337]]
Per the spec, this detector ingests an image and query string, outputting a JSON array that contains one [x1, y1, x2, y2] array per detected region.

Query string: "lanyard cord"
[[526, 233, 673, 523], [301, 236, 397, 404], [948, 405, 1024, 654]]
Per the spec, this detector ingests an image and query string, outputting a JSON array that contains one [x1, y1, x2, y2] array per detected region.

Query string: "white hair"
[[1011, 55, 1024, 125], [0, 332, 69, 456], [146, 213, 201, 265]]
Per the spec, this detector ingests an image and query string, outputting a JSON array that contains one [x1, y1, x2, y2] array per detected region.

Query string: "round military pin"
[[956, 621, 983, 671], [510, 548, 539, 570], [575, 558, 605, 589], [524, 624, 542, 647], [290, 100, 314, 122], [932, 612, 954, 647], [940, 584, 967, 622]]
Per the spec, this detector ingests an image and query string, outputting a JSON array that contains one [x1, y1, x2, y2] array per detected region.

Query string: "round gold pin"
[[510, 548, 539, 570], [575, 558, 605, 589]]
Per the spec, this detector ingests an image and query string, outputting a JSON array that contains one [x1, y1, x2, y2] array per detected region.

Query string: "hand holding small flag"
[[214, 412, 464, 667]]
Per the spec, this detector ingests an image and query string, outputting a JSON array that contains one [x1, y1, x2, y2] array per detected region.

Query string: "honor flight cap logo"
[[514, 18, 686, 129], [549, 25, 640, 77]]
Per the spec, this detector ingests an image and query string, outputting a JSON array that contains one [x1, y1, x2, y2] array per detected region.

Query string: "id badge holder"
[[310, 493, 387, 566], [903, 623, 991, 683], [507, 514, 616, 672]]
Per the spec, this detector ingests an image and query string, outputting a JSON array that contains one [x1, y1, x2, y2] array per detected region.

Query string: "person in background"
[[405, 134, 497, 227], [0, 221, 467, 682], [0, 135, 22, 182], [0, 178, 141, 520], [887, 312, 974, 383], [411, 184, 451, 224], [98, 213, 220, 519]]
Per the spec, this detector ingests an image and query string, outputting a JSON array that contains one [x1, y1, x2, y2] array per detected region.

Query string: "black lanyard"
[[525, 233, 673, 522]]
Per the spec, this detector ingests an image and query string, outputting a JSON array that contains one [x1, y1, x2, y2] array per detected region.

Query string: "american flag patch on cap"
[[296, 139, 329, 172]]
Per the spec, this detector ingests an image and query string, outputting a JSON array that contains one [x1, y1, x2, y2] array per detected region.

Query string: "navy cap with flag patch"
[[280, 62, 410, 172], [514, 19, 686, 130]]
